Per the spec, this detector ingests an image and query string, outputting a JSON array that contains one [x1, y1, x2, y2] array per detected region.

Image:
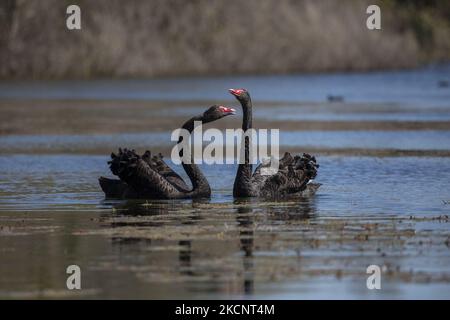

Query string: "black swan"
[[99, 105, 236, 199], [229, 88, 320, 198]]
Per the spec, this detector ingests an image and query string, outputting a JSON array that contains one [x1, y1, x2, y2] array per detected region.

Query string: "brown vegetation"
[[0, 0, 449, 79]]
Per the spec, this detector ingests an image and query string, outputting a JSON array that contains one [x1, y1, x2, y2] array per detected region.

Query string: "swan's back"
[[252, 152, 319, 197], [109, 148, 184, 199]]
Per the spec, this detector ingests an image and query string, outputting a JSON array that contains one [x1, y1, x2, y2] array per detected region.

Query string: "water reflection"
[[2, 154, 450, 298], [269, 196, 317, 220], [235, 204, 255, 295], [100, 195, 319, 297]]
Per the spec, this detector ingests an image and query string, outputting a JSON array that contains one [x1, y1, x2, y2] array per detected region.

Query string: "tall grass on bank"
[[0, 0, 449, 79]]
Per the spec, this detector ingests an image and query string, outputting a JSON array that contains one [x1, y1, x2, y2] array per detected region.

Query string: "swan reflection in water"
[[101, 194, 317, 296]]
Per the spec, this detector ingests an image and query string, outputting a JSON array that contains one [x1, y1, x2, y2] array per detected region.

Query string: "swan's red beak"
[[219, 106, 236, 115], [228, 88, 245, 97]]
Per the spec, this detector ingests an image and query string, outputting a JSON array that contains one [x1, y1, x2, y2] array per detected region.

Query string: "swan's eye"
[[229, 88, 246, 96], [218, 106, 236, 115]]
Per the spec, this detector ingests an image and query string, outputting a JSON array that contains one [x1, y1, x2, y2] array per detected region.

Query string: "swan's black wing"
[[252, 152, 319, 197], [99, 149, 190, 198], [109, 148, 185, 199], [141, 151, 190, 191]]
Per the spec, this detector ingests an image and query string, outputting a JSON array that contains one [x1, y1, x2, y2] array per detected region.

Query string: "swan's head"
[[203, 105, 236, 123], [228, 88, 250, 103]]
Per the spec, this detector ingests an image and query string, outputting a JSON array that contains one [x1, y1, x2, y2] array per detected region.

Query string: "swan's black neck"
[[181, 115, 202, 134], [234, 97, 254, 197], [242, 97, 252, 131], [179, 115, 211, 197]]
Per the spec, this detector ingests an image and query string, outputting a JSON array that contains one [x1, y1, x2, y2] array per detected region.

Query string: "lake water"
[[0, 65, 450, 299], [1, 64, 450, 107], [1, 130, 450, 154]]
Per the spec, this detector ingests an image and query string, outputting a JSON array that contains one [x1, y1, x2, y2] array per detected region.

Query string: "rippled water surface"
[[0, 155, 449, 215], [2, 130, 450, 154], [1, 155, 450, 299], [1, 66, 450, 299], [2, 64, 450, 106]]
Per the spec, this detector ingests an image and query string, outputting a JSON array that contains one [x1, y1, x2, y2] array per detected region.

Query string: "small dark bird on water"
[[327, 95, 344, 102], [438, 80, 449, 88]]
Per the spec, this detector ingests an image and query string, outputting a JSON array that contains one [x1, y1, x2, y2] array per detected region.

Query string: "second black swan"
[[229, 88, 320, 198], [99, 105, 236, 199]]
